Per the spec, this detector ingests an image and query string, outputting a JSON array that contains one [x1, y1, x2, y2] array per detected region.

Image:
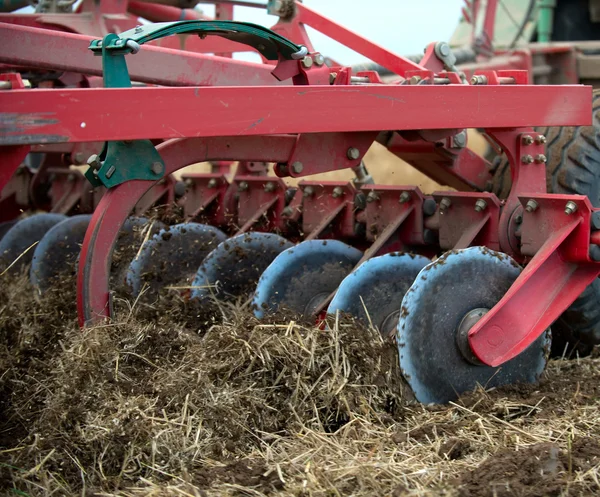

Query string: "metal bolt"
[[453, 131, 467, 148], [329, 72, 337, 84], [151, 162, 163, 175], [332, 186, 344, 198], [439, 197, 452, 212], [409, 75, 422, 85], [521, 155, 534, 164], [292, 161, 304, 174], [264, 181, 275, 192], [314, 54, 325, 66], [105, 165, 116, 179], [474, 199, 487, 212], [282, 206, 293, 217], [303, 186, 314, 198], [134, 25, 143, 33], [565, 201, 578, 215], [184, 178, 194, 187], [207, 178, 217, 188], [470, 74, 488, 85], [366, 191, 379, 203], [535, 135, 547, 145], [347, 147, 360, 160], [535, 154, 547, 164], [238, 181, 249, 191], [522, 135, 534, 145], [525, 199, 539, 212], [301, 56, 313, 68], [399, 191, 411, 204], [87, 154, 102, 170]]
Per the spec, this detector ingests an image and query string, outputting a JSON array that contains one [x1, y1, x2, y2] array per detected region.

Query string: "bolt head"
[[301, 56, 313, 68], [292, 161, 304, 174], [332, 186, 344, 198], [535, 135, 547, 145], [474, 199, 487, 212], [151, 162, 163, 175], [207, 178, 217, 188], [535, 154, 547, 164], [184, 178, 194, 187], [439, 197, 452, 211], [314, 54, 325, 66], [329, 72, 337, 84], [453, 131, 467, 148], [564, 201, 578, 215], [303, 186, 314, 198], [366, 191, 379, 203], [525, 199, 539, 212], [399, 192, 411, 204], [87, 154, 102, 170], [347, 147, 360, 160], [238, 181, 249, 191], [522, 135, 534, 146], [409, 75, 422, 85], [264, 181, 275, 192], [282, 206, 293, 217], [521, 155, 534, 164]]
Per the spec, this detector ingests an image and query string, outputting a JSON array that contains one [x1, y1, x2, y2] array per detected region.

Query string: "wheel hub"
[[456, 308, 488, 365]]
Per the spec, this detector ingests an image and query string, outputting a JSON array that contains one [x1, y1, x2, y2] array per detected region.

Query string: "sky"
[[17, 0, 466, 64], [198, 0, 466, 64]]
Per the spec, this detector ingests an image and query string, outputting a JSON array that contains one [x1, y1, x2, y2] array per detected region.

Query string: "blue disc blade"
[[110, 217, 165, 290], [30, 214, 92, 293], [398, 247, 550, 405], [0, 213, 67, 274], [252, 239, 362, 319], [125, 222, 227, 297], [191, 232, 292, 304], [327, 252, 430, 337], [0, 220, 18, 243]]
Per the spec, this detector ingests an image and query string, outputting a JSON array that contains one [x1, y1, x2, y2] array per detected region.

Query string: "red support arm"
[[294, 2, 424, 76], [0, 23, 281, 87]]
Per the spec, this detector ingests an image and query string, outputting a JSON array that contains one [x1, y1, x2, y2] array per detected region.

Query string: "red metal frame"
[[0, 84, 591, 145]]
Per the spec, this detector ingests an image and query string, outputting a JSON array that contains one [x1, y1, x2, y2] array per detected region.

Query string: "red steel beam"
[[0, 84, 591, 145], [0, 23, 280, 87]]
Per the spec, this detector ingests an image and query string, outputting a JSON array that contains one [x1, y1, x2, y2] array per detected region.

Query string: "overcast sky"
[[199, 0, 465, 63]]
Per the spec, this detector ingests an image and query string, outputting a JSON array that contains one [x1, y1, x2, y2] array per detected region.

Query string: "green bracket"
[[85, 32, 166, 189], [88, 20, 305, 61], [86, 21, 305, 189]]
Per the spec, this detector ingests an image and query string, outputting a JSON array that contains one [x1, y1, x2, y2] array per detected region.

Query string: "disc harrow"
[[1, 0, 600, 406]]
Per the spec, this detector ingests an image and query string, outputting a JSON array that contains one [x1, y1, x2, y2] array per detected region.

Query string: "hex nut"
[[301, 56, 313, 68], [525, 199, 539, 212], [347, 147, 360, 160], [151, 162, 163, 175], [292, 161, 304, 174], [564, 201, 578, 215]]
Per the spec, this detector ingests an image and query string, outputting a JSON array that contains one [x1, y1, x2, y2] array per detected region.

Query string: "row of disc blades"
[[0, 214, 549, 404]]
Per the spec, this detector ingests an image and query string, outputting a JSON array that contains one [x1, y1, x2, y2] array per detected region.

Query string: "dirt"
[[459, 439, 600, 497], [1, 273, 599, 496]]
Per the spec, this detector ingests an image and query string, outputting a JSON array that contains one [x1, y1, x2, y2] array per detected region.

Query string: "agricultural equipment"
[[1, 0, 599, 404]]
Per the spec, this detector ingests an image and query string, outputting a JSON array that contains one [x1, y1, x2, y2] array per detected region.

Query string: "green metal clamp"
[[88, 20, 306, 61], [85, 22, 306, 189]]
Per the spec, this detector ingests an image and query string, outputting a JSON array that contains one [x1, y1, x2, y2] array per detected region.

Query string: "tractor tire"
[[491, 89, 600, 352]]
